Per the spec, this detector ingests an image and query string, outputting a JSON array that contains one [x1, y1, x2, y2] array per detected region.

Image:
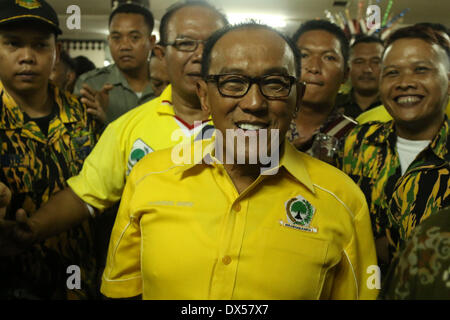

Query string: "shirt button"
[[233, 203, 241, 212], [222, 255, 232, 265]]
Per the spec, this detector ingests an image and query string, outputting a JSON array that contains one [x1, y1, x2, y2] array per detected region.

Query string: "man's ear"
[[54, 40, 62, 67], [149, 34, 156, 50], [294, 81, 305, 115], [153, 44, 166, 59], [342, 65, 349, 84], [196, 79, 211, 114]]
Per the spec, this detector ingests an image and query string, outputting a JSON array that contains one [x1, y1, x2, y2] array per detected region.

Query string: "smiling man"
[[74, 3, 156, 123], [341, 25, 450, 277], [0, 1, 228, 283], [99, 23, 378, 300]]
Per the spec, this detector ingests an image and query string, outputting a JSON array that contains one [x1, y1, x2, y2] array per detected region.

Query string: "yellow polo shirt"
[[101, 138, 378, 300], [67, 85, 212, 211], [357, 102, 450, 124]]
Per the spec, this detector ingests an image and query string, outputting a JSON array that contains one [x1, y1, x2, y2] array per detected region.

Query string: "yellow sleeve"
[[67, 123, 127, 211], [330, 203, 379, 300], [100, 169, 142, 298]]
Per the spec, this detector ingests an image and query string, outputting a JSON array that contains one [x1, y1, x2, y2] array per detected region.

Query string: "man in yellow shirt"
[[0, 3, 227, 256], [101, 23, 378, 300]]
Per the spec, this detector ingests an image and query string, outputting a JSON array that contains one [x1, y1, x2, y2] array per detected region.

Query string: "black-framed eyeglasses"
[[205, 74, 299, 99], [165, 38, 206, 52]]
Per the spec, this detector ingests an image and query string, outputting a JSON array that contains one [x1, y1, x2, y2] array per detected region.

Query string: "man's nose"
[[303, 56, 321, 74], [18, 46, 36, 64], [239, 83, 268, 113]]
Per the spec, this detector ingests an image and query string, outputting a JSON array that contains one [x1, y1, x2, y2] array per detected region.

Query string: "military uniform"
[[74, 64, 155, 123], [335, 89, 381, 119]]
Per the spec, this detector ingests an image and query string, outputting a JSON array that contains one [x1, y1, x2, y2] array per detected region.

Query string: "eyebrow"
[[299, 48, 339, 55], [218, 67, 290, 75]]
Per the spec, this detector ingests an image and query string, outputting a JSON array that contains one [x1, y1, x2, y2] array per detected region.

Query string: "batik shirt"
[[341, 119, 449, 246], [287, 107, 357, 166], [0, 82, 100, 299], [379, 207, 450, 300], [388, 120, 449, 250]]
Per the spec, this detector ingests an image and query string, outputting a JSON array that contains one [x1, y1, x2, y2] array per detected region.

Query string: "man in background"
[[335, 35, 384, 119], [74, 3, 156, 123]]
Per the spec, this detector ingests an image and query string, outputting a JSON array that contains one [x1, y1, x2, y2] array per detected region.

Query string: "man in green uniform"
[[74, 3, 156, 124]]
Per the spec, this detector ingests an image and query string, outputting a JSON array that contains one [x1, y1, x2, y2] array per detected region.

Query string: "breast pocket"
[[260, 226, 329, 299]]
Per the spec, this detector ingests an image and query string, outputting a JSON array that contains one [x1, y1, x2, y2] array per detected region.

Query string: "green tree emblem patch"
[[285, 196, 315, 226]]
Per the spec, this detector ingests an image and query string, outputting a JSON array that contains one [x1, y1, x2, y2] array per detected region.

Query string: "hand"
[[80, 83, 114, 124], [0, 182, 36, 256]]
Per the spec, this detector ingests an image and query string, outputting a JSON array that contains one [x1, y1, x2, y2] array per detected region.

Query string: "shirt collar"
[[365, 117, 449, 160], [0, 81, 76, 129], [155, 85, 175, 116], [175, 136, 316, 194]]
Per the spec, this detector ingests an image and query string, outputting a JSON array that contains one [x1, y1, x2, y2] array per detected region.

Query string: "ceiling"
[[47, 0, 450, 40]]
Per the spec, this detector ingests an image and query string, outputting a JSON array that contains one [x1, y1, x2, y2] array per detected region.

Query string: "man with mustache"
[[0, 1, 228, 273], [74, 3, 156, 124], [341, 25, 450, 278], [100, 23, 377, 300], [335, 35, 384, 119], [0, 0, 101, 299], [287, 20, 356, 166]]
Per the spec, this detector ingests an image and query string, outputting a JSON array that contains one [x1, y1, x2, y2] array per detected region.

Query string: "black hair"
[[385, 24, 450, 62], [351, 35, 384, 49], [291, 19, 350, 67], [201, 23, 301, 79], [159, 0, 228, 46], [73, 56, 96, 78], [59, 50, 76, 71], [414, 22, 449, 37], [109, 3, 154, 34]]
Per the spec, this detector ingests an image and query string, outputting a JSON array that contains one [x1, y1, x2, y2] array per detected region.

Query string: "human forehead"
[[209, 28, 295, 74], [0, 26, 54, 41], [109, 13, 148, 32], [166, 6, 225, 40], [297, 29, 342, 54], [351, 42, 383, 58], [383, 38, 445, 66]]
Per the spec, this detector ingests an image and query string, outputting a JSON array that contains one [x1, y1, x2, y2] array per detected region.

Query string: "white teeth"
[[397, 96, 421, 105], [237, 123, 266, 130]]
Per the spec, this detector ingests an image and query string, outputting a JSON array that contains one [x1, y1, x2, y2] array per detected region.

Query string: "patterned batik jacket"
[[379, 207, 450, 300], [342, 119, 449, 253], [388, 120, 449, 251], [287, 107, 357, 166], [0, 82, 100, 299]]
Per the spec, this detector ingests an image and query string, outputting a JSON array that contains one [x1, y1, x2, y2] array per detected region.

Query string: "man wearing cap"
[[0, 0, 100, 299], [0, 0, 228, 293], [74, 3, 156, 124]]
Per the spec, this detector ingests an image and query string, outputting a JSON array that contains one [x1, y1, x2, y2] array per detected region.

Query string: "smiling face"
[[162, 6, 226, 103], [350, 42, 383, 95], [380, 38, 450, 138], [197, 27, 300, 164], [0, 24, 57, 95], [108, 13, 154, 73], [296, 29, 347, 107]]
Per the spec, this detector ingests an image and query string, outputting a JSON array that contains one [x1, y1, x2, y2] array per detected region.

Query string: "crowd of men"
[[0, 0, 448, 300]]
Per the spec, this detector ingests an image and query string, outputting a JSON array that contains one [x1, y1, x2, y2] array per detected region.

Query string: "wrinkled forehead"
[[209, 28, 296, 74]]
